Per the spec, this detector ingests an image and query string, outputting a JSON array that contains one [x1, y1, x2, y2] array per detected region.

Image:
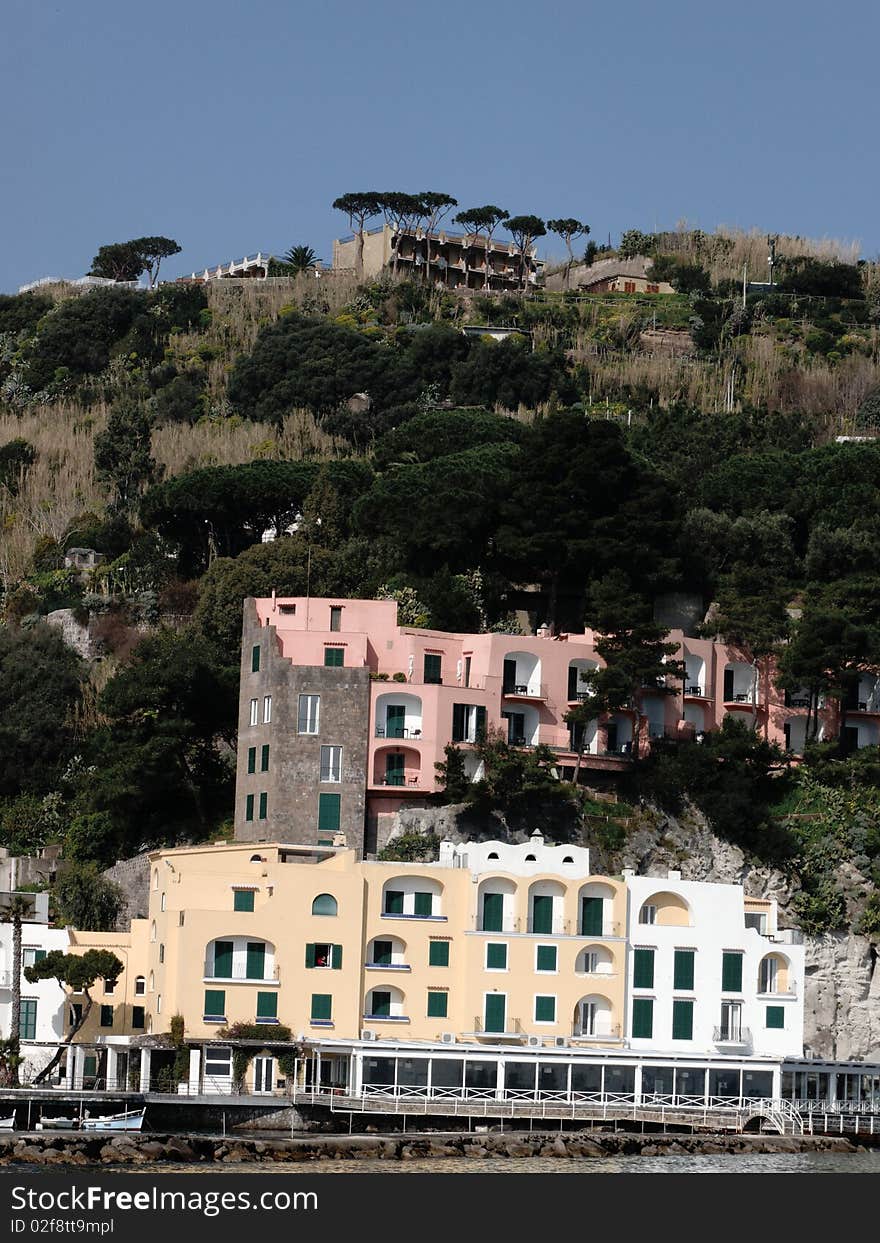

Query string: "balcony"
[[758, 982, 798, 998], [527, 918, 570, 936], [713, 1027, 752, 1049], [365, 962, 411, 971], [476, 918, 521, 933], [685, 684, 707, 698], [363, 1013, 410, 1023], [502, 683, 548, 701], [571, 1023, 622, 1041], [375, 726, 423, 740], [470, 1017, 523, 1040], [568, 691, 594, 704]]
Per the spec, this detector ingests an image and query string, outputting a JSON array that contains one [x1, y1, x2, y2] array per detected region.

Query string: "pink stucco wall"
[[254, 597, 850, 798]]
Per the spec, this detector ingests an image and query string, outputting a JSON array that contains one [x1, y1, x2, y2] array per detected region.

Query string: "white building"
[[0, 892, 68, 1082]]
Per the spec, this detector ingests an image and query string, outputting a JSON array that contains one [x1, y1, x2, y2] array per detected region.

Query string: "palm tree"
[[282, 245, 319, 276], [1, 893, 34, 1087]]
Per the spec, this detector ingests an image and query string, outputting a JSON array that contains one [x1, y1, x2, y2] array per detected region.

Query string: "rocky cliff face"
[[381, 800, 880, 1060]]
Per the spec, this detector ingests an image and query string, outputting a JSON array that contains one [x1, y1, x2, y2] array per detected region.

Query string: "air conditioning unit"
[[526, 1034, 542, 1048], [440, 1032, 456, 1045], [360, 1029, 378, 1042], [554, 1036, 569, 1048]]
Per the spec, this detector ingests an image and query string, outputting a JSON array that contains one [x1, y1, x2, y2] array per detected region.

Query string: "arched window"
[[488, 852, 499, 860], [250, 854, 263, 863], [563, 856, 574, 864], [312, 893, 338, 917], [134, 976, 145, 996], [525, 854, 537, 862]]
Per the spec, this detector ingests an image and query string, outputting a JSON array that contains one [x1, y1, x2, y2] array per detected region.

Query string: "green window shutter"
[[234, 890, 255, 912], [258, 792, 268, 820], [256, 992, 278, 1020], [245, 794, 254, 822], [331, 944, 343, 970], [246, 941, 266, 979], [482, 892, 504, 932], [486, 943, 507, 970], [429, 941, 449, 967], [247, 746, 256, 774], [535, 995, 556, 1022], [632, 997, 654, 1039], [324, 647, 344, 667], [722, 952, 743, 992], [484, 993, 506, 1032], [204, 989, 226, 1018], [371, 991, 391, 1017], [766, 1006, 785, 1030], [536, 945, 557, 972], [83, 1055, 97, 1079], [424, 653, 442, 683], [251, 645, 260, 673], [261, 744, 270, 772], [427, 991, 448, 1018], [580, 896, 603, 936], [451, 703, 466, 742], [213, 941, 233, 977], [311, 994, 332, 1022], [132, 1006, 145, 1029], [633, 948, 655, 989], [34, 950, 46, 963], [318, 793, 341, 833], [475, 705, 487, 737], [672, 999, 694, 1040], [674, 949, 695, 991], [531, 894, 553, 934], [414, 891, 433, 917], [305, 943, 316, 968], [19, 1000, 37, 1041], [385, 890, 404, 915]]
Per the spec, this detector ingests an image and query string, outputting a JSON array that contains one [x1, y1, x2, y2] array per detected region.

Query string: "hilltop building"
[[333, 224, 544, 292], [234, 596, 861, 855]]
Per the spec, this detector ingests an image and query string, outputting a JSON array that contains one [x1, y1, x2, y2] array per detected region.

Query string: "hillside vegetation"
[[2, 225, 880, 934]]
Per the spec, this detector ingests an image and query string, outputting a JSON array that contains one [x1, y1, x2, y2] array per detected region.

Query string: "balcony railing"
[[686, 684, 704, 697], [502, 683, 548, 700], [758, 982, 798, 997], [572, 1023, 622, 1039], [365, 961, 411, 971], [713, 1027, 752, 1047], [477, 918, 521, 933], [375, 726, 423, 739], [568, 691, 594, 703], [472, 1017, 523, 1037], [378, 774, 421, 787]]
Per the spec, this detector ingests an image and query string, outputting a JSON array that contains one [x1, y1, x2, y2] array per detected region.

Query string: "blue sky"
[[2, 0, 878, 292]]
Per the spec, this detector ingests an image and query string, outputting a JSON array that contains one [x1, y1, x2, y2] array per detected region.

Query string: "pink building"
[[237, 596, 868, 853]]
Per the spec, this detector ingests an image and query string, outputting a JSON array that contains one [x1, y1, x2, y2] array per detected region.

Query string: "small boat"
[[36, 1116, 78, 1131], [0, 1115, 15, 1130], [81, 1107, 145, 1132]]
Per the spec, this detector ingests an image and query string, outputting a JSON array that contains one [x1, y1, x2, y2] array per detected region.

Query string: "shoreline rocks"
[[0, 1129, 861, 1166]]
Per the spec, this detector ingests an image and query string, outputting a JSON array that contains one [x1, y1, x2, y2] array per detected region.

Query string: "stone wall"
[[101, 852, 151, 932]]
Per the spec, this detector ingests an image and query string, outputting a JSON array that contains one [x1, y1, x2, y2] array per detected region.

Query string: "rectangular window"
[[263, 695, 272, 724], [251, 645, 261, 673], [486, 943, 508, 971], [104, 978, 116, 995], [324, 647, 344, 667], [672, 999, 694, 1040], [213, 941, 233, 977], [249, 698, 258, 727], [451, 703, 488, 743], [370, 991, 391, 1017], [234, 890, 255, 913], [256, 992, 278, 1020], [298, 694, 320, 734], [580, 896, 603, 936], [204, 990, 226, 1021], [633, 948, 655, 989], [318, 792, 341, 834], [320, 745, 342, 783], [19, 999, 37, 1041], [100, 1005, 114, 1028], [531, 895, 553, 935], [766, 1005, 785, 1029], [674, 949, 695, 991], [329, 606, 343, 632], [258, 792, 268, 820], [260, 744, 270, 772], [384, 890, 404, 915], [632, 997, 654, 1039], [413, 891, 433, 918], [22, 948, 47, 969], [372, 940, 393, 966], [132, 1006, 145, 1029], [247, 746, 256, 774], [536, 945, 557, 972], [423, 653, 442, 684], [246, 942, 266, 980], [722, 951, 743, 992], [535, 995, 556, 1023], [245, 794, 255, 822], [482, 892, 504, 932], [306, 943, 334, 968], [427, 991, 448, 1018], [429, 941, 449, 967]]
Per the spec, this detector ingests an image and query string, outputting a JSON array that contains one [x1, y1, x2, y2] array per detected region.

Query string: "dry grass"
[[653, 223, 862, 285]]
